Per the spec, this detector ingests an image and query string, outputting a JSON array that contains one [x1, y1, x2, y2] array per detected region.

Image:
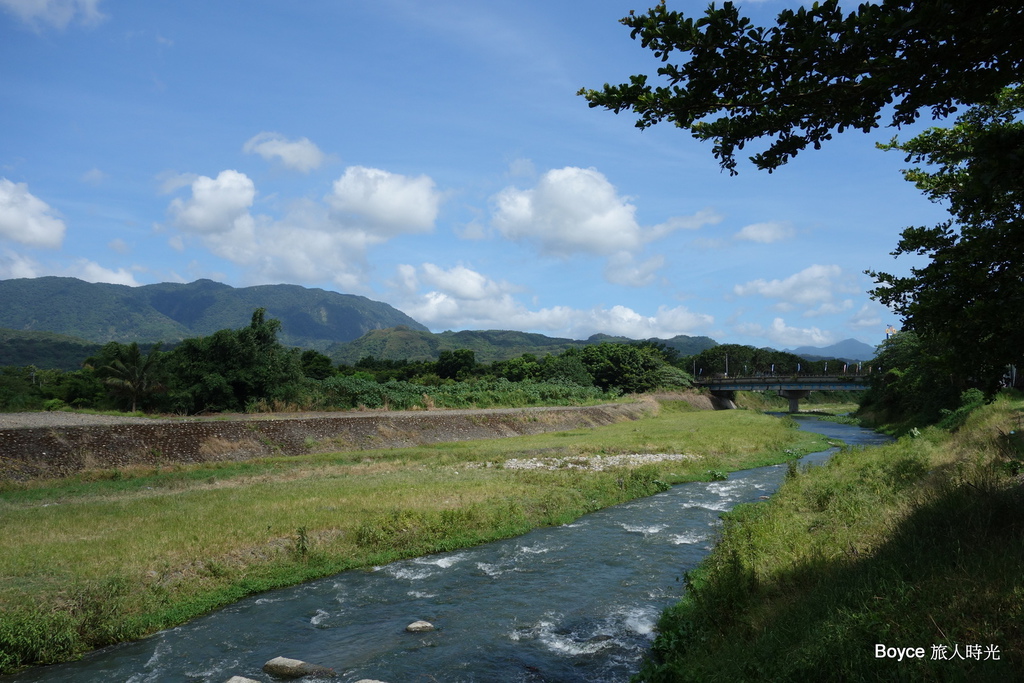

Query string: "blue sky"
[[0, 0, 950, 349]]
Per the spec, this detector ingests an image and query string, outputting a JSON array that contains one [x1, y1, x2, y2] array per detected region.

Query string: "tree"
[[300, 349, 336, 380], [578, 343, 663, 394], [857, 330, 960, 424], [96, 342, 165, 413], [579, 0, 1024, 173], [163, 308, 304, 413], [436, 349, 477, 380], [868, 87, 1024, 394]]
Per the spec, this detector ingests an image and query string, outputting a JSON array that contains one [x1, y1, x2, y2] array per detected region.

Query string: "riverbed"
[[3, 415, 890, 683]]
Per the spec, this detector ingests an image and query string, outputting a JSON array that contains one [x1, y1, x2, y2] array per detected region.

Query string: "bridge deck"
[[695, 376, 869, 392]]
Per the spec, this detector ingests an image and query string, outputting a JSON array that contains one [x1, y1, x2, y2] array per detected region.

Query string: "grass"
[[635, 393, 1024, 682], [0, 397, 831, 674]]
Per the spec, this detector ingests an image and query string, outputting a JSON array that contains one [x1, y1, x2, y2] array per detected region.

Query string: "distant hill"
[[329, 327, 719, 364], [0, 328, 102, 371], [787, 338, 877, 362], [0, 277, 428, 351]]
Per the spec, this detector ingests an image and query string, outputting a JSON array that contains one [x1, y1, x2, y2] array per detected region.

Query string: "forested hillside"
[[330, 327, 718, 364], [0, 277, 427, 350]]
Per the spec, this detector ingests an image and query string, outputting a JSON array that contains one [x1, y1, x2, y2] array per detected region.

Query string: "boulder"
[[262, 656, 337, 678], [225, 677, 261, 683], [405, 620, 435, 633]]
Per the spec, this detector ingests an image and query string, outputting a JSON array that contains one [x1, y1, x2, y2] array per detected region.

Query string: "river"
[[5, 415, 890, 683]]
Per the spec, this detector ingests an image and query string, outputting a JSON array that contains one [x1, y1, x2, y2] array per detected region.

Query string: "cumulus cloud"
[[491, 166, 718, 258], [0, 0, 105, 29], [735, 221, 795, 244], [243, 132, 326, 173], [69, 259, 140, 286], [392, 262, 714, 339], [0, 178, 66, 248], [164, 166, 443, 290], [737, 317, 836, 348], [169, 170, 256, 234], [733, 264, 845, 309], [327, 166, 441, 237]]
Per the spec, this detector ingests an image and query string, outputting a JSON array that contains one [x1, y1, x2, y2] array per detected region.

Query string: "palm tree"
[[100, 342, 164, 413]]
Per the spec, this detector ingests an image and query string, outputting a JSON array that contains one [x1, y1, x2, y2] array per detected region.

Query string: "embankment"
[[0, 402, 652, 480]]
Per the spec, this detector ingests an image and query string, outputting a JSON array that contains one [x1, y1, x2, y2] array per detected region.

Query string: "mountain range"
[[0, 277, 876, 368], [0, 277, 426, 351], [786, 338, 878, 362], [328, 327, 719, 365]]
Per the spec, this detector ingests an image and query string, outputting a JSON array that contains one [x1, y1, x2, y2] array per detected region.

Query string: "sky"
[[0, 0, 951, 350]]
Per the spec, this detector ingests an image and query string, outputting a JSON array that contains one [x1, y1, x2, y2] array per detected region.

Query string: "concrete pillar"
[[709, 389, 737, 410], [779, 389, 810, 413]]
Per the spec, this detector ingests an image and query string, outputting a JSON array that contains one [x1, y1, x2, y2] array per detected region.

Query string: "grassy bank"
[[0, 398, 831, 674], [635, 393, 1024, 682]]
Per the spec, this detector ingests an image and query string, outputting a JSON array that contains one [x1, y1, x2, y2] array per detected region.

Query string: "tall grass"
[[0, 399, 830, 674], [635, 393, 1024, 682]]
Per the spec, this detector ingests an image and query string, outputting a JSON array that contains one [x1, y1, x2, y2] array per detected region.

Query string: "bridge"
[[694, 375, 870, 412]]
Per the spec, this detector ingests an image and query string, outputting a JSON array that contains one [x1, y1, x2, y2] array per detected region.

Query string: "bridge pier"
[[709, 390, 737, 410], [779, 389, 811, 413]]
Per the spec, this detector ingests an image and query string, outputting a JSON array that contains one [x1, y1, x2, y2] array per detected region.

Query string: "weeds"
[[635, 394, 1024, 682]]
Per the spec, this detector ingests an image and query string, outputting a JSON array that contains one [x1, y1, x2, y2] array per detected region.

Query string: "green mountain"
[[329, 327, 719, 364], [0, 277, 428, 351], [0, 328, 103, 371]]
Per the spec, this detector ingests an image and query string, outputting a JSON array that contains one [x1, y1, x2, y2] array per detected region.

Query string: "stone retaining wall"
[[0, 403, 651, 480]]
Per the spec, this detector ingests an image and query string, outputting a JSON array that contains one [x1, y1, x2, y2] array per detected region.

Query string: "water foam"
[[670, 530, 708, 545], [619, 523, 668, 535]]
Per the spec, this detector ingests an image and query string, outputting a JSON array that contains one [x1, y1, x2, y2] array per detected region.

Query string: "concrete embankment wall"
[[0, 403, 652, 480]]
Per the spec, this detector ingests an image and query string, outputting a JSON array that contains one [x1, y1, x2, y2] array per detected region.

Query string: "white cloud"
[[0, 248, 40, 279], [805, 300, 854, 317], [604, 251, 664, 287], [738, 317, 836, 348], [69, 259, 140, 286], [164, 166, 443, 290], [848, 302, 886, 330], [156, 171, 199, 195], [327, 166, 441, 237], [733, 264, 844, 307], [419, 263, 510, 301], [0, 178, 66, 248], [735, 221, 795, 244], [491, 166, 718, 258], [0, 248, 139, 285], [0, 0, 105, 29], [392, 262, 713, 339], [242, 132, 326, 173], [169, 170, 256, 234]]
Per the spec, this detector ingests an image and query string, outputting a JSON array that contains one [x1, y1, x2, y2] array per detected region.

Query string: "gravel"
[[0, 412, 179, 429], [479, 452, 699, 471]]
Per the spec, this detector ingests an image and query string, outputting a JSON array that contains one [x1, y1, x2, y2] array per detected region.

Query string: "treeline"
[[0, 310, 678, 414], [0, 310, 867, 415], [684, 343, 866, 378]]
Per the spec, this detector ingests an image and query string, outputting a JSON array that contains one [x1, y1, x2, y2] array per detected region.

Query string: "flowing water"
[[6, 415, 890, 683]]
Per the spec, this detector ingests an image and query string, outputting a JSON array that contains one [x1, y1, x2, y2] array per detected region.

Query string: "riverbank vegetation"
[[0, 398, 831, 674], [0, 303, 861, 418], [635, 393, 1024, 682]]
